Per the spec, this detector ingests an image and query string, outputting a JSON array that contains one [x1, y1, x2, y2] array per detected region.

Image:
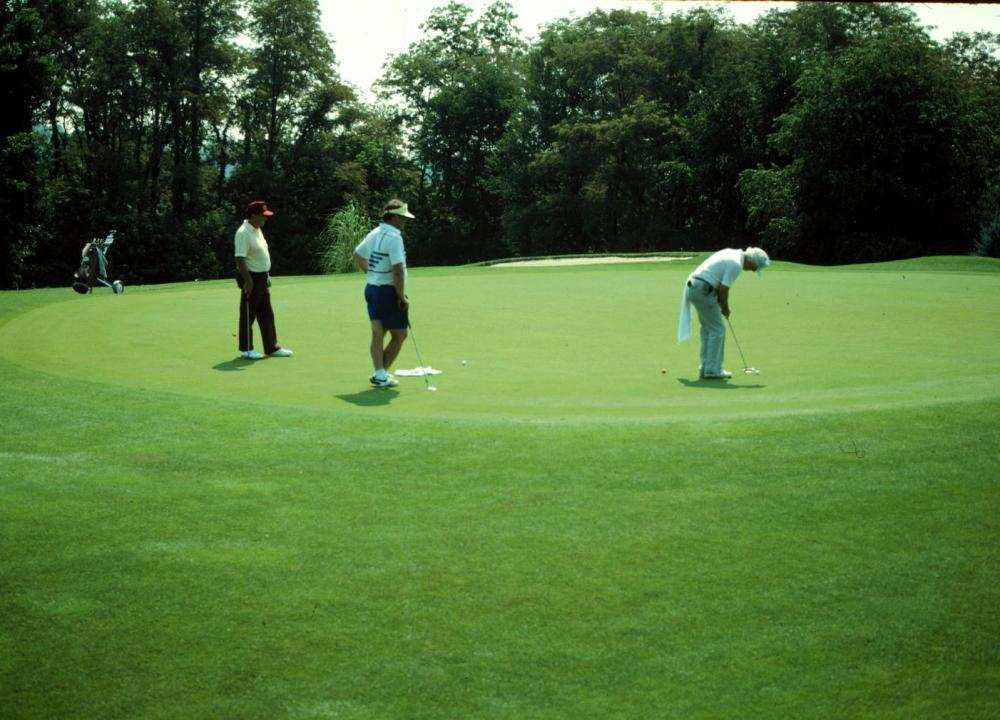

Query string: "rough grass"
[[1, 256, 998, 719]]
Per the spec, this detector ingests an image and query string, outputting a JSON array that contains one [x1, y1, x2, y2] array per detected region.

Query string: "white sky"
[[319, 1, 1000, 100]]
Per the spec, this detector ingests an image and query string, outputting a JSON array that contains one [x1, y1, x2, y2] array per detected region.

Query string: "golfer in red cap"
[[234, 200, 293, 359]]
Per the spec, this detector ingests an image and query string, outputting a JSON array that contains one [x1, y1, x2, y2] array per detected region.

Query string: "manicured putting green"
[[2, 256, 998, 719], [2, 259, 998, 421]]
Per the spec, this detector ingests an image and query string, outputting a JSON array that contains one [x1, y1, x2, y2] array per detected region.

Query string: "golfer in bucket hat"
[[354, 199, 415, 387], [677, 246, 769, 379]]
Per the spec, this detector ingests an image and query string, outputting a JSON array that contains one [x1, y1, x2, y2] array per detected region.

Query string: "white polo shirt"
[[234, 220, 272, 273], [691, 248, 743, 288], [355, 223, 406, 286]]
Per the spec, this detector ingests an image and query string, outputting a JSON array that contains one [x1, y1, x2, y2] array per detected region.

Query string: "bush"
[[178, 210, 231, 281], [318, 202, 369, 274], [974, 212, 1000, 258], [759, 217, 801, 255]]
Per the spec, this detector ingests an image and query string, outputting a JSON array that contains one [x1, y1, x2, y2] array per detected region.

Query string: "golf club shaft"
[[726, 316, 750, 369], [407, 318, 432, 390]]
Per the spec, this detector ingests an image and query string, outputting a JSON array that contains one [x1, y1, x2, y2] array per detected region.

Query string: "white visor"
[[386, 203, 415, 219]]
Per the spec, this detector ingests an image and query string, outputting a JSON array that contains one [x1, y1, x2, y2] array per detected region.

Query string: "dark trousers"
[[237, 271, 279, 354]]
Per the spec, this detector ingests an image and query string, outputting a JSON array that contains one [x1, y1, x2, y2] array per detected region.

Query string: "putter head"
[[427, 386, 437, 392], [744, 367, 760, 375]]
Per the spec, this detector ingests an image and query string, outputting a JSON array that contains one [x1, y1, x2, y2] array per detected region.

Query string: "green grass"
[[2, 256, 999, 719], [779, 254, 1000, 274]]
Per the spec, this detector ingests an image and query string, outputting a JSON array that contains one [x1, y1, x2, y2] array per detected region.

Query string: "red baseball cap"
[[245, 200, 275, 218]]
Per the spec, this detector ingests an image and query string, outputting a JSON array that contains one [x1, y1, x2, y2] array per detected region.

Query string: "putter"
[[726, 317, 760, 375], [245, 290, 252, 355], [407, 319, 436, 391]]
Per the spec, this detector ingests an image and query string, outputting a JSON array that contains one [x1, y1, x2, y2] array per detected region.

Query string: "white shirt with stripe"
[[355, 223, 407, 286]]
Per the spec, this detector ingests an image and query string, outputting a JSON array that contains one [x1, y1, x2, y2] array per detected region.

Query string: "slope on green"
[[3, 258, 998, 421], [778, 255, 1000, 274], [1, 257, 998, 720]]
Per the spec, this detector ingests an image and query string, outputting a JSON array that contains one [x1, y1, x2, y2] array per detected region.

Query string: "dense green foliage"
[[2, 259, 999, 717], [0, 1, 49, 289], [1, 1, 998, 288]]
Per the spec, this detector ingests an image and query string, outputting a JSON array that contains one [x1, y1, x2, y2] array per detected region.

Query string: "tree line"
[[2, 1, 998, 289]]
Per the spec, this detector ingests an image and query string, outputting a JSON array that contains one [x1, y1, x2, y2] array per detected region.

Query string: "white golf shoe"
[[268, 348, 293, 357], [700, 370, 732, 380], [241, 350, 264, 360]]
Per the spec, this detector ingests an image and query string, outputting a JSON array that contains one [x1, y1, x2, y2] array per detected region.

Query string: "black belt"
[[687, 276, 714, 294], [236, 271, 271, 289]]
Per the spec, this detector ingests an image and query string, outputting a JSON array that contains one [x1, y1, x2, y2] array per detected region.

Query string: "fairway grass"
[[2, 257, 999, 719]]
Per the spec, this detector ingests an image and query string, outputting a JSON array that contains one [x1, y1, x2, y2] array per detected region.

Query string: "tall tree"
[[240, 0, 339, 171], [379, 1, 526, 263], [766, 25, 993, 262], [945, 31, 1000, 255], [170, 0, 243, 216], [0, 1, 50, 288], [229, 0, 356, 272], [496, 8, 729, 255]]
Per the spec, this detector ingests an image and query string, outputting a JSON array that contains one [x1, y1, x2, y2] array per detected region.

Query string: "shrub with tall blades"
[[318, 202, 369, 273]]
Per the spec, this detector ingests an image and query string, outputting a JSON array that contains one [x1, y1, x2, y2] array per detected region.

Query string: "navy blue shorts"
[[364, 284, 409, 329]]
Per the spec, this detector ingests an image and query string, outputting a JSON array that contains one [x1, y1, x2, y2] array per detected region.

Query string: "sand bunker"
[[493, 255, 693, 267]]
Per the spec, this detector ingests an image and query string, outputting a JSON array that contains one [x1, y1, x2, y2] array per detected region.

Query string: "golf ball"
[[461, 360, 467, 366]]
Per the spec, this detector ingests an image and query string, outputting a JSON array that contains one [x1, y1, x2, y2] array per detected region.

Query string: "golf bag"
[[72, 231, 124, 295]]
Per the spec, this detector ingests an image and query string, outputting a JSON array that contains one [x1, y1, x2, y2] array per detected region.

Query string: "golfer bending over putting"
[[234, 200, 293, 360], [354, 199, 415, 388], [677, 246, 769, 379]]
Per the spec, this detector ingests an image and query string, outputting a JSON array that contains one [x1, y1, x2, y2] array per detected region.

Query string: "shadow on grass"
[[212, 357, 257, 372], [337, 388, 400, 406], [677, 378, 765, 389]]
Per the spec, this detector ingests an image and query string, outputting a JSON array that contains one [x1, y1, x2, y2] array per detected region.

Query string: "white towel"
[[677, 283, 692, 343], [394, 366, 443, 376]]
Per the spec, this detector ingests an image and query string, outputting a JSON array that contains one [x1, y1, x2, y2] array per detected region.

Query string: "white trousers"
[[686, 282, 726, 375]]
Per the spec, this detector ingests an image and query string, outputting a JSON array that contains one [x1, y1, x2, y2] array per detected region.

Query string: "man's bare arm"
[[716, 284, 731, 317], [354, 253, 369, 272], [236, 257, 252, 295], [392, 263, 408, 308]]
